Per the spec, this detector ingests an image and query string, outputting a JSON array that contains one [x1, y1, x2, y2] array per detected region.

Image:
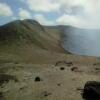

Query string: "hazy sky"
[[0, 0, 100, 28]]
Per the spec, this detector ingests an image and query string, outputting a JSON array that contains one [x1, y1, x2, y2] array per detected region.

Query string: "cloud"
[[21, 0, 99, 16], [56, 0, 100, 28], [18, 8, 31, 20], [21, 0, 60, 12], [56, 14, 90, 28], [21, 0, 83, 12], [56, 14, 82, 25], [34, 14, 54, 25], [0, 3, 13, 16], [20, 0, 100, 28]]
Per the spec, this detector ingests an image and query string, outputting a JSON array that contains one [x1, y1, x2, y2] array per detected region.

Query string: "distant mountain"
[[0, 19, 67, 53]]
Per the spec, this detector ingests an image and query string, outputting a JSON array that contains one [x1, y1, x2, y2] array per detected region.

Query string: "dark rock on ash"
[[71, 67, 78, 72], [82, 81, 100, 100], [95, 68, 100, 71], [60, 67, 65, 70], [55, 61, 73, 67], [42, 91, 52, 97], [0, 74, 18, 86], [66, 62, 73, 67], [57, 83, 61, 86], [35, 77, 42, 82], [0, 92, 4, 100]]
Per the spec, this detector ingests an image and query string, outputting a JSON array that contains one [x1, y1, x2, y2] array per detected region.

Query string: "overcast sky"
[[0, 0, 100, 28]]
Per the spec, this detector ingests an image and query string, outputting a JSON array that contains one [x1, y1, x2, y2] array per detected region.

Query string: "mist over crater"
[[62, 27, 100, 57]]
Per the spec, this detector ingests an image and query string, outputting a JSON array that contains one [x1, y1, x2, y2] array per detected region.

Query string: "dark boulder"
[[34, 77, 42, 82], [71, 67, 78, 72], [55, 61, 73, 67], [60, 67, 65, 70], [82, 81, 100, 100], [42, 91, 52, 97]]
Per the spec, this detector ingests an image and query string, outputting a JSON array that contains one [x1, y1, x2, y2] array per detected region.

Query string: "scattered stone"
[[14, 62, 19, 64], [0, 92, 3, 100], [72, 78, 76, 81], [76, 87, 83, 91], [57, 83, 61, 86], [0, 74, 18, 86], [82, 81, 100, 100], [35, 77, 42, 82], [55, 61, 63, 66], [66, 62, 73, 67], [55, 61, 73, 67], [95, 68, 100, 71], [0, 86, 3, 88], [71, 67, 78, 72], [42, 91, 52, 97], [20, 86, 25, 90], [93, 63, 100, 66], [71, 67, 82, 72], [60, 67, 65, 70], [93, 63, 96, 66]]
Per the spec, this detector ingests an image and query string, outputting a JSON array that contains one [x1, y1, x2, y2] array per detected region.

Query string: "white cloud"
[[18, 8, 31, 20], [34, 14, 54, 25], [21, 0, 86, 13], [56, 14, 100, 29], [21, 0, 100, 28], [22, 0, 60, 12], [20, 0, 100, 16], [57, 14, 81, 25], [56, 14, 90, 28], [0, 3, 13, 16], [56, 0, 100, 28]]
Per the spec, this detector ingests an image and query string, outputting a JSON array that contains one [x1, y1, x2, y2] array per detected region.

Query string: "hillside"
[[0, 19, 66, 53]]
